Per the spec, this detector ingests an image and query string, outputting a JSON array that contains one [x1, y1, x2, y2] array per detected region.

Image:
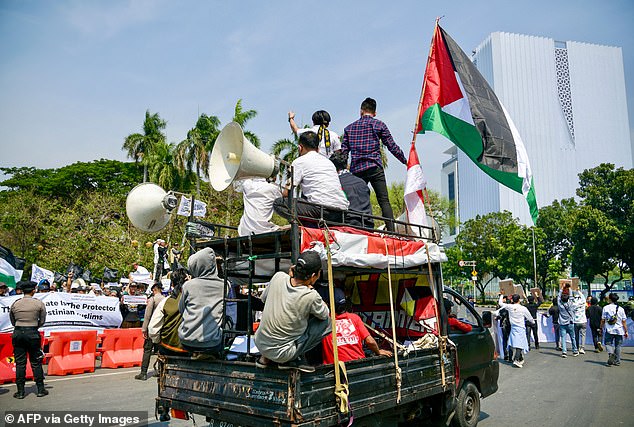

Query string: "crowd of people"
[[495, 285, 630, 369]]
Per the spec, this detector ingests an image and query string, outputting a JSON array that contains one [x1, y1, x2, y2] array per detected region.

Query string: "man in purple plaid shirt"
[[342, 97, 407, 231]]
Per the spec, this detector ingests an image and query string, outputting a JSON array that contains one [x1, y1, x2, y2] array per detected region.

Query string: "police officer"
[[10, 280, 47, 399]]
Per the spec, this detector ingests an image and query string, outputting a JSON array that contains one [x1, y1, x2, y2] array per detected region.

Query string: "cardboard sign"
[[499, 279, 514, 297], [530, 287, 543, 300], [559, 278, 579, 291], [570, 277, 580, 290], [513, 284, 527, 301]]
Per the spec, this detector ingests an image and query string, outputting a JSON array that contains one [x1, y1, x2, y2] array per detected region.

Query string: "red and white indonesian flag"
[[301, 226, 446, 269], [404, 143, 429, 229]]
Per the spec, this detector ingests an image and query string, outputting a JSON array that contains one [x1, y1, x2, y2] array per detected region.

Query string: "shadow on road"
[[478, 411, 490, 421]]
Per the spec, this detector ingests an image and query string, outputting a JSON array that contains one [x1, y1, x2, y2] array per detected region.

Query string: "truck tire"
[[451, 381, 480, 427]]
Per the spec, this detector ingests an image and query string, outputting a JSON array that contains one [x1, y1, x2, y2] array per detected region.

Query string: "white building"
[[442, 32, 632, 240]]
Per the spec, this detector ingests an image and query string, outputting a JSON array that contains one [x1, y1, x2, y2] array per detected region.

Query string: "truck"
[[155, 214, 498, 427]]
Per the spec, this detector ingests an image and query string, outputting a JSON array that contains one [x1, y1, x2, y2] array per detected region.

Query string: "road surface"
[[1, 342, 631, 426]]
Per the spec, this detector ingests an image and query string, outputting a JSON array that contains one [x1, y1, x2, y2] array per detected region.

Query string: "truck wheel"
[[451, 381, 480, 427]]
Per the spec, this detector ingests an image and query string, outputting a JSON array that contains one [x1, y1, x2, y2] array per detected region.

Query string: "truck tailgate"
[[158, 349, 455, 426]]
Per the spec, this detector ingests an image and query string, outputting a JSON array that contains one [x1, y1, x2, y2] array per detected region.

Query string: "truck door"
[[443, 290, 492, 387]]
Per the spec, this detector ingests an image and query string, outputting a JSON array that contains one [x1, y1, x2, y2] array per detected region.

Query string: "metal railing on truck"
[[184, 195, 442, 361]]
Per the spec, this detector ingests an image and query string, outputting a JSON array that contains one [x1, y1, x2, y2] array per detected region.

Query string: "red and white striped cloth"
[[300, 226, 446, 269]]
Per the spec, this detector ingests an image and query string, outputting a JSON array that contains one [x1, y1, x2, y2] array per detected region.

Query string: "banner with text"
[[0, 292, 122, 333]]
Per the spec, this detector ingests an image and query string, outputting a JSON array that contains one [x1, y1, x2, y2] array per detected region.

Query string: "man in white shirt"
[[274, 131, 349, 224], [600, 293, 628, 367], [234, 178, 281, 236], [288, 110, 341, 158], [497, 293, 535, 368]]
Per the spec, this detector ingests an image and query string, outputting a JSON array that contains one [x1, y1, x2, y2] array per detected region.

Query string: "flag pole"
[[410, 19, 441, 241]]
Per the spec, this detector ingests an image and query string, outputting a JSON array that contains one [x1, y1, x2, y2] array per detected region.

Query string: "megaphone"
[[209, 121, 279, 191], [126, 183, 178, 233]]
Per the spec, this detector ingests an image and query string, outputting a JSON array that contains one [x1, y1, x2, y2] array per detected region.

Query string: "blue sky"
[[1, 0, 632, 191]]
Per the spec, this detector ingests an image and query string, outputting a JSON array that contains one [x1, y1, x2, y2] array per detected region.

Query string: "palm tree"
[[271, 137, 299, 180], [147, 141, 179, 190], [176, 114, 221, 195], [231, 99, 260, 148], [122, 110, 167, 182]]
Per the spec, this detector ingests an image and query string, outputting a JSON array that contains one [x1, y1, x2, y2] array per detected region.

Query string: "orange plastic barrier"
[[99, 328, 144, 369], [0, 332, 38, 384], [46, 331, 97, 376]]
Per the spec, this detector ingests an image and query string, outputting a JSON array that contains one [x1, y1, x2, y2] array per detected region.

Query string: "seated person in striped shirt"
[[342, 97, 407, 231], [273, 131, 349, 224]]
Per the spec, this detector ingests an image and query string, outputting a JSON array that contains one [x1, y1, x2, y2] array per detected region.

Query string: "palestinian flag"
[[417, 24, 538, 223], [0, 257, 19, 289]]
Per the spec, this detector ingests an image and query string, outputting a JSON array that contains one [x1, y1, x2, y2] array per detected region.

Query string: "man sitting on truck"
[[273, 131, 349, 224], [178, 248, 226, 359], [254, 250, 331, 373], [321, 287, 392, 364]]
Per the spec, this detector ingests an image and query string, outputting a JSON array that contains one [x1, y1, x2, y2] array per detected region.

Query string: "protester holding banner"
[[558, 288, 580, 358], [10, 280, 47, 399], [120, 282, 146, 328], [572, 291, 588, 354]]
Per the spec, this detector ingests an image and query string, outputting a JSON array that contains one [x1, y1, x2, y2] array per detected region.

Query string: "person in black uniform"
[[10, 280, 47, 399]]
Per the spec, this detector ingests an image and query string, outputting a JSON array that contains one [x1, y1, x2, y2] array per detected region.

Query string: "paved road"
[[1, 342, 632, 426]]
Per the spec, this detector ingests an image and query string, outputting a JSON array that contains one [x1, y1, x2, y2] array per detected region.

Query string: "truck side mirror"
[[482, 311, 492, 328]]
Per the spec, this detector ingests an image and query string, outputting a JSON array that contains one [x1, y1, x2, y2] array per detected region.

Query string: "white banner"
[[123, 294, 147, 305], [492, 312, 634, 351], [176, 195, 207, 217], [30, 263, 55, 285], [0, 292, 122, 333]]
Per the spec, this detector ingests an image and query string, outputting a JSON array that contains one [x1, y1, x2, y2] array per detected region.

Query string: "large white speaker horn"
[[209, 121, 278, 191], [126, 183, 178, 233]]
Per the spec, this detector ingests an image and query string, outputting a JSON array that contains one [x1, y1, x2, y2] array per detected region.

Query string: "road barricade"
[[99, 328, 144, 368], [0, 332, 37, 384], [46, 330, 97, 376]]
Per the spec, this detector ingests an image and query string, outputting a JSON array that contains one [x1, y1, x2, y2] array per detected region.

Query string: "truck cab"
[[443, 287, 499, 427]]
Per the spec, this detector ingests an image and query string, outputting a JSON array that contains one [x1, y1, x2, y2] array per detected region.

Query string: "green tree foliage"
[[271, 137, 299, 180], [533, 198, 577, 292], [369, 183, 455, 239], [122, 110, 167, 182], [454, 211, 526, 302], [232, 99, 260, 148], [176, 114, 221, 194], [0, 160, 143, 197], [575, 164, 633, 273]]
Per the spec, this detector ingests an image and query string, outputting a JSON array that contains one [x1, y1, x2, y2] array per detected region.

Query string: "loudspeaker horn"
[[209, 121, 278, 191], [126, 183, 178, 233]]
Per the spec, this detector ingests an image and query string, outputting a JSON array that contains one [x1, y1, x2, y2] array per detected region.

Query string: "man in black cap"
[[254, 250, 331, 372], [10, 280, 47, 398]]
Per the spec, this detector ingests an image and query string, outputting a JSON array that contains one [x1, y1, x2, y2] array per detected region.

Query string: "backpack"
[[606, 306, 620, 325]]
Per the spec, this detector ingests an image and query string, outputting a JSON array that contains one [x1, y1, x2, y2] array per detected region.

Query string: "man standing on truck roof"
[[178, 248, 226, 359], [341, 97, 407, 232], [255, 250, 331, 373], [321, 287, 392, 364], [497, 294, 534, 368]]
